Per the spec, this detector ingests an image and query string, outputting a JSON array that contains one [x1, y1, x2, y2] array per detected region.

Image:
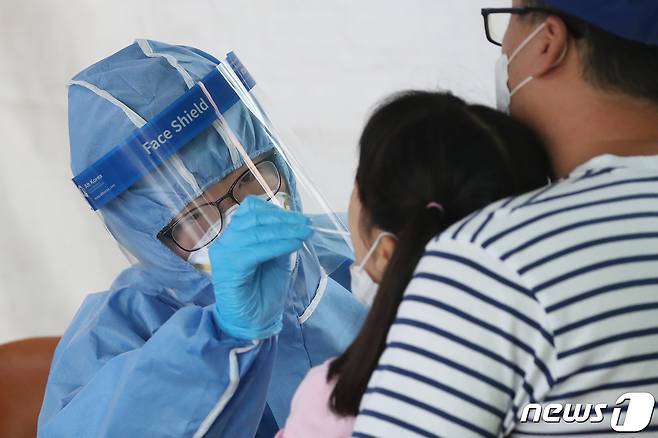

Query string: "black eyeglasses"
[[158, 158, 282, 252], [481, 7, 583, 47]]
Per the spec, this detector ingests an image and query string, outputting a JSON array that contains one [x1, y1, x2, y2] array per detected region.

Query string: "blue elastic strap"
[[73, 55, 256, 211], [227, 51, 256, 90]]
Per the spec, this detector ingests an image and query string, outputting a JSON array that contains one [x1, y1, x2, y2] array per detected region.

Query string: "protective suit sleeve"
[[38, 289, 276, 438]]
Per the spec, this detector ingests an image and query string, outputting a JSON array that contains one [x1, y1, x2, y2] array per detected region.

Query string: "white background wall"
[[0, 0, 508, 344]]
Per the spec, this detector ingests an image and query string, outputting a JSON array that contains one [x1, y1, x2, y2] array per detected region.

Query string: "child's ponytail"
[[328, 91, 552, 416]]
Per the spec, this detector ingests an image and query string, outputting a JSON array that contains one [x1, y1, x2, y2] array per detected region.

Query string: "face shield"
[[70, 40, 351, 279]]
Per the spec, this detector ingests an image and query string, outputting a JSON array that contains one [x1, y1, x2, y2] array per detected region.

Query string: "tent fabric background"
[[0, 0, 504, 344]]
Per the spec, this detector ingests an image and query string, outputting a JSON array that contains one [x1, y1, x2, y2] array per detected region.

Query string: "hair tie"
[[426, 202, 444, 213]]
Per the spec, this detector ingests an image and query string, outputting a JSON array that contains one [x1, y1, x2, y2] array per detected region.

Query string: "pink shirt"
[[276, 360, 355, 438]]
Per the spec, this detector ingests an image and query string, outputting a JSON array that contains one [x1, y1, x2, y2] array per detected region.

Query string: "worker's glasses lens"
[[233, 161, 281, 203], [168, 160, 282, 252], [170, 204, 223, 252]]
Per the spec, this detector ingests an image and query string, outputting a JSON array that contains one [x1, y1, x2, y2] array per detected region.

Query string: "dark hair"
[[327, 91, 552, 416], [524, 0, 658, 105]]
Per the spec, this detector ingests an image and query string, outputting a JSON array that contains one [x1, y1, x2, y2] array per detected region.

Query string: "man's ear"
[[531, 15, 570, 78]]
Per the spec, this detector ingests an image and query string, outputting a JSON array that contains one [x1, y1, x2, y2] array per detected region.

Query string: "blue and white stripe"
[[353, 154, 658, 437]]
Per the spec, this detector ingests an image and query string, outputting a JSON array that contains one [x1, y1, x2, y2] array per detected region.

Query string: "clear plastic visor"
[[72, 52, 351, 267]]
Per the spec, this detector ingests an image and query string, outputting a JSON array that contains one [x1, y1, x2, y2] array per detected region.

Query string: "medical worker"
[[38, 40, 365, 437], [354, 1, 658, 436]]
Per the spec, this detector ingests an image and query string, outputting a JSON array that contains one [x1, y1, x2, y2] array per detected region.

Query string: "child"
[[277, 91, 552, 437]]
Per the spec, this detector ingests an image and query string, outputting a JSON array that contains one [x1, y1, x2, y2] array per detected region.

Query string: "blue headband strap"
[[72, 53, 255, 211]]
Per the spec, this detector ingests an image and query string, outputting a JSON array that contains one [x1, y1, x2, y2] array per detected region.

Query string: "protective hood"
[[68, 40, 283, 303]]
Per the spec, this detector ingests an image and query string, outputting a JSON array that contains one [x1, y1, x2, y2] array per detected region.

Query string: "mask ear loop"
[[507, 22, 547, 99], [553, 43, 569, 68], [357, 232, 396, 271], [510, 41, 568, 98], [508, 22, 547, 63]]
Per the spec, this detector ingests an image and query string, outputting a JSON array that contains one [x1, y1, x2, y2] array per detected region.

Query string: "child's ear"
[[372, 235, 397, 282]]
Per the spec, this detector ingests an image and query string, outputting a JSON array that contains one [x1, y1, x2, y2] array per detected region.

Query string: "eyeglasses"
[[158, 158, 282, 252], [481, 7, 583, 47]]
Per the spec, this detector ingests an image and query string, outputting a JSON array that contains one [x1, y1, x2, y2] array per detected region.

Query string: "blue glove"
[[209, 196, 312, 340]]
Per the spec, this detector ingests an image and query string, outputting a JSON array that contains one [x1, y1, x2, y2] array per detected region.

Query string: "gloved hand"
[[209, 195, 312, 340]]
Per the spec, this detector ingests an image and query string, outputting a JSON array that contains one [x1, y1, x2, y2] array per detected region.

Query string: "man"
[[38, 40, 365, 437], [353, 1, 658, 436]]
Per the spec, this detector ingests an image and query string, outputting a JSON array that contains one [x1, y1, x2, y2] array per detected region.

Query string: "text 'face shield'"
[[70, 42, 350, 271]]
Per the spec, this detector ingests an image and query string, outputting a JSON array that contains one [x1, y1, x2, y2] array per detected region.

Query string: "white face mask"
[[187, 203, 239, 272], [495, 22, 547, 113], [349, 231, 395, 308]]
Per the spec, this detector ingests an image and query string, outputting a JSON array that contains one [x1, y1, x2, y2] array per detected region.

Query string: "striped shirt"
[[352, 154, 658, 437]]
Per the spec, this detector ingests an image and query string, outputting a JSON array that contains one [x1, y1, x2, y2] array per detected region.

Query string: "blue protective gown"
[[38, 40, 366, 437]]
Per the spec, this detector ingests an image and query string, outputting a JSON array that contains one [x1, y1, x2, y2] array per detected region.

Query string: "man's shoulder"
[[437, 165, 657, 254], [436, 180, 561, 251]]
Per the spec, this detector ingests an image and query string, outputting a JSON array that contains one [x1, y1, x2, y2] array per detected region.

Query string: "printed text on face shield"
[[142, 97, 210, 155]]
